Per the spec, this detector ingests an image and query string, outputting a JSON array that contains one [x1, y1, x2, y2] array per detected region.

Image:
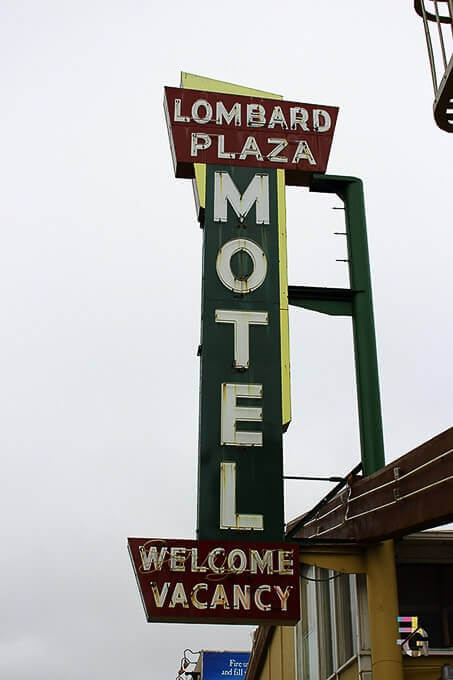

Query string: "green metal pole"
[[310, 174, 385, 475]]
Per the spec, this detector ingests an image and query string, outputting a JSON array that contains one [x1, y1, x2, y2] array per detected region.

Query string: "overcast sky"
[[1, 2, 452, 678]]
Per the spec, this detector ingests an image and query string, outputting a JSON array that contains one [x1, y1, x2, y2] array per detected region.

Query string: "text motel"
[[212, 171, 277, 531]]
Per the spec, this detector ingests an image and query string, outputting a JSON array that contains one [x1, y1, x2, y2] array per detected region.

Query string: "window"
[[295, 567, 361, 680], [334, 573, 354, 666], [316, 570, 334, 679], [397, 563, 453, 650], [296, 568, 314, 679]]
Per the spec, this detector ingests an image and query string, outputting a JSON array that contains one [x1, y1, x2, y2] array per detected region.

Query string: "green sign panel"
[[197, 165, 285, 542]]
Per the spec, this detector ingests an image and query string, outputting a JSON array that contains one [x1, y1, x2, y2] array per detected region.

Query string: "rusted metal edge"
[[289, 427, 453, 543], [244, 626, 275, 680], [285, 462, 362, 538]]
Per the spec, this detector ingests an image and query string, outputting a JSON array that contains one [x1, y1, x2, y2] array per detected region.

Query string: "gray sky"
[[1, 1, 452, 678]]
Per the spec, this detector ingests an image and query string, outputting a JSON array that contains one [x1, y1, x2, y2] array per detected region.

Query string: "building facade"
[[245, 531, 453, 680]]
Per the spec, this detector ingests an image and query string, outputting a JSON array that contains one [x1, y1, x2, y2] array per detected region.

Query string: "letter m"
[[214, 172, 269, 224]]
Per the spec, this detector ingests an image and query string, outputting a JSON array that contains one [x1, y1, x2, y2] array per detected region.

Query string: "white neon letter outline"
[[215, 310, 268, 369], [190, 133, 211, 157], [216, 239, 267, 295], [221, 383, 263, 447], [255, 585, 272, 611], [214, 172, 269, 224], [220, 462, 264, 531]]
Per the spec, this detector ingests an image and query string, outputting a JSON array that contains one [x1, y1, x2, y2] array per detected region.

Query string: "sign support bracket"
[[289, 174, 385, 477], [288, 285, 355, 316]]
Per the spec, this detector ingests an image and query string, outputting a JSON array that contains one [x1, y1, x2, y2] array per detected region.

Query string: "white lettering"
[[290, 107, 309, 131], [214, 171, 269, 224], [239, 136, 263, 161], [313, 108, 331, 132], [191, 548, 207, 573], [267, 138, 288, 163], [207, 547, 225, 574], [233, 584, 251, 610], [215, 309, 268, 369], [250, 549, 274, 575], [169, 582, 189, 608], [169, 547, 186, 572], [255, 585, 272, 611], [246, 104, 266, 127], [217, 135, 236, 160], [278, 550, 294, 575], [139, 545, 167, 571], [210, 583, 230, 609], [173, 98, 190, 122], [268, 105, 288, 129], [150, 581, 170, 607], [291, 140, 316, 165], [274, 585, 292, 611], [216, 238, 267, 295], [190, 133, 212, 157], [216, 101, 241, 126], [191, 99, 213, 124], [221, 383, 263, 446], [220, 462, 264, 531], [227, 549, 247, 574], [191, 583, 208, 609]]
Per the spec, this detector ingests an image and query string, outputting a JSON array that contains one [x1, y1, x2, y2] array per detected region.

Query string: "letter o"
[[192, 99, 213, 124], [216, 239, 267, 294], [227, 549, 247, 574]]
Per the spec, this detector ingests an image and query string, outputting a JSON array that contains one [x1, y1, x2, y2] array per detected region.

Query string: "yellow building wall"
[[257, 631, 359, 680], [403, 655, 453, 679], [338, 660, 359, 680], [258, 627, 295, 680]]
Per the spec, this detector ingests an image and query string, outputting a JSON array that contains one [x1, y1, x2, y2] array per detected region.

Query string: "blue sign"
[[202, 651, 250, 680]]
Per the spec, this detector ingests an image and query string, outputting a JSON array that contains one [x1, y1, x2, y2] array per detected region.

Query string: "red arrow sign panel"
[[128, 537, 300, 625], [164, 87, 338, 185]]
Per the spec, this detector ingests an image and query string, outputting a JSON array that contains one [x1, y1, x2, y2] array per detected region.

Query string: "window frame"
[[396, 533, 453, 657], [295, 566, 366, 680]]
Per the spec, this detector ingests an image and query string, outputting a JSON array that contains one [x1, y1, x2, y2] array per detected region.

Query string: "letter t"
[[215, 309, 268, 369]]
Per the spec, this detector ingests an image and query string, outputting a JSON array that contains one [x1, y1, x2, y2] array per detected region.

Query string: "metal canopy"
[[286, 427, 453, 542]]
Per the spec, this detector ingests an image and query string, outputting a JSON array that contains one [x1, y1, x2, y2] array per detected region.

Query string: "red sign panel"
[[164, 86, 338, 185], [128, 537, 300, 625]]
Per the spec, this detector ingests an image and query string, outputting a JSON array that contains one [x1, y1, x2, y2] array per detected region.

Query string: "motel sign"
[[128, 73, 341, 625], [164, 79, 337, 543], [164, 86, 338, 182], [128, 538, 299, 625], [198, 165, 285, 542]]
